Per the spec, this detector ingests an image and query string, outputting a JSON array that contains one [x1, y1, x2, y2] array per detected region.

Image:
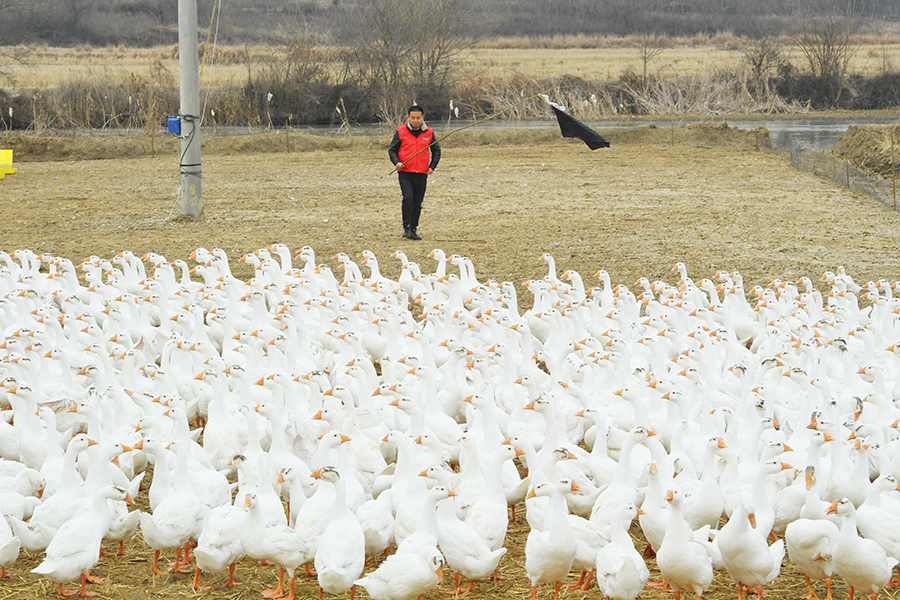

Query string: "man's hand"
[[396, 162, 404, 170], [427, 168, 434, 174]]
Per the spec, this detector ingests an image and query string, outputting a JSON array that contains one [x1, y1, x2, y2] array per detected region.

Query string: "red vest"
[[397, 125, 433, 173]]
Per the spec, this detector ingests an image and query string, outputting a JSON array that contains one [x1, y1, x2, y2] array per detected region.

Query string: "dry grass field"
[[2, 40, 900, 92]]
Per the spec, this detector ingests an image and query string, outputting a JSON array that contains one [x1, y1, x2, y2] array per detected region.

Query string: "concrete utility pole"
[[178, 0, 203, 218]]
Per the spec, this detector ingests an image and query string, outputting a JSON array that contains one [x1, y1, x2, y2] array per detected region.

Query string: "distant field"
[[2, 40, 900, 91], [464, 44, 900, 79]]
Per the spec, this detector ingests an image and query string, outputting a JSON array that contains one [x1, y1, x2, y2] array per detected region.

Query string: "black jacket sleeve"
[[388, 130, 402, 165], [428, 135, 441, 171]]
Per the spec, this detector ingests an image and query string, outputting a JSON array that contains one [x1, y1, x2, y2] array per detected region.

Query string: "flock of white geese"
[[2, 245, 900, 600]]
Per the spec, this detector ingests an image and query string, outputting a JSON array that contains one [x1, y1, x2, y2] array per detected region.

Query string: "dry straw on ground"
[[3, 123, 900, 600]]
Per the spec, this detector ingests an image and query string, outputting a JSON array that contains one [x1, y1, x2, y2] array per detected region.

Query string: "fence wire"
[[789, 145, 898, 210]]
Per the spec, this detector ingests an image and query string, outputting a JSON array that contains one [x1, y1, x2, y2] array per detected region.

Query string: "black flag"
[[550, 105, 610, 150]]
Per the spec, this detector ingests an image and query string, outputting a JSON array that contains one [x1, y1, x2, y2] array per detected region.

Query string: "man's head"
[[407, 105, 424, 129]]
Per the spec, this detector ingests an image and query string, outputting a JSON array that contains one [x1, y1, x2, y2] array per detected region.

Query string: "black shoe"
[[402, 227, 410, 239], [408, 228, 422, 240]]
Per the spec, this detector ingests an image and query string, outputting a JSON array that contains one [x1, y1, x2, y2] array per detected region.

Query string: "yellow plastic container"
[[0, 149, 16, 176]]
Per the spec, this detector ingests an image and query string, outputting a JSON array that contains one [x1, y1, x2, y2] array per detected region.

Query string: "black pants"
[[398, 171, 427, 230]]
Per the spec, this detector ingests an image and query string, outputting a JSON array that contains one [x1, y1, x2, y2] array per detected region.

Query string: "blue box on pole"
[[167, 116, 181, 135]]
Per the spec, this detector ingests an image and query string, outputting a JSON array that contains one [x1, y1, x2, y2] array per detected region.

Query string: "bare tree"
[[407, 0, 473, 88], [739, 36, 782, 96], [63, 0, 97, 31], [347, 0, 477, 123], [792, 0, 860, 105], [638, 33, 665, 85]]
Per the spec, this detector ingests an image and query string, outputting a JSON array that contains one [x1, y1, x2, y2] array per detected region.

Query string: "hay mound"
[[837, 124, 900, 178]]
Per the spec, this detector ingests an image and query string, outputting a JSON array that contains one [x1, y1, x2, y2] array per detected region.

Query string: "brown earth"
[[837, 123, 900, 179], [1, 123, 899, 600], [3, 123, 900, 299]]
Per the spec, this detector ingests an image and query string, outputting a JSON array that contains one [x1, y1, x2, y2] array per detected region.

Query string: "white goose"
[[355, 545, 444, 600], [524, 480, 578, 600], [829, 497, 897, 600], [241, 491, 311, 600], [716, 495, 784, 600], [31, 485, 134, 597], [191, 501, 248, 591], [594, 503, 649, 600], [655, 489, 714, 600], [435, 490, 508, 595], [0, 513, 20, 579], [313, 466, 366, 600], [785, 468, 839, 600]]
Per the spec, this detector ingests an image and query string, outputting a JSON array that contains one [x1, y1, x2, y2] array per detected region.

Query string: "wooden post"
[[891, 128, 896, 210], [285, 115, 291, 153], [832, 144, 836, 180]]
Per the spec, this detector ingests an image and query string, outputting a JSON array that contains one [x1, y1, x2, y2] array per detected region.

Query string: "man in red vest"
[[388, 105, 441, 240]]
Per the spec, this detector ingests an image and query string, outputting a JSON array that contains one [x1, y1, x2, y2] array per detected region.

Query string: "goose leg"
[[848, 585, 854, 600], [440, 572, 462, 595], [116, 541, 125, 556], [736, 581, 745, 600], [565, 571, 587, 589], [225, 562, 243, 587], [530, 585, 537, 600], [801, 575, 820, 600], [553, 581, 562, 600], [76, 573, 99, 597], [580, 571, 594, 591], [152, 550, 169, 575], [192, 566, 210, 591], [181, 541, 194, 564], [825, 577, 833, 600], [285, 576, 296, 600], [261, 568, 285, 598], [166, 545, 182, 568], [84, 572, 103, 584], [0, 567, 6, 579]]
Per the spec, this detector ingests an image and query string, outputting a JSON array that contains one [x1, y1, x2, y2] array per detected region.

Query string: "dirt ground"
[[2, 124, 900, 600], [3, 123, 900, 297]]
